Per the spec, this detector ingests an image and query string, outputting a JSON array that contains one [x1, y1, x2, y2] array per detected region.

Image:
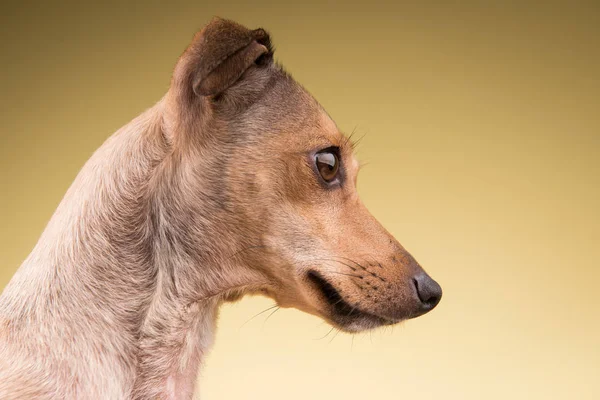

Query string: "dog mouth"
[[306, 270, 397, 330]]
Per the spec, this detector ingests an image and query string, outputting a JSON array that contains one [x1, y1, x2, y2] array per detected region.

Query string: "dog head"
[[164, 18, 441, 332]]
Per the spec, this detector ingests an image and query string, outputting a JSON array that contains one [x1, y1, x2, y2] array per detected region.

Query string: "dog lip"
[[306, 270, 398, 326]]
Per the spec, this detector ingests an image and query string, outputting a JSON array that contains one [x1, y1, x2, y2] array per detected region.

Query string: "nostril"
[[424, 293, 440, 307], [413, 274, 442, 309]]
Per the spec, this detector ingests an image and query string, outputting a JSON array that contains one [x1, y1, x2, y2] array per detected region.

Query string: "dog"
[[0, 17, 442, 399]]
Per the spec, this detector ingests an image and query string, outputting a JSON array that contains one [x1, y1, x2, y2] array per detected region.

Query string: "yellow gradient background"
[[1, 1, 598, 399]]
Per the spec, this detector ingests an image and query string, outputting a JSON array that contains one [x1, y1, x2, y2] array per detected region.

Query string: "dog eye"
[[315, 151, 339, 183]]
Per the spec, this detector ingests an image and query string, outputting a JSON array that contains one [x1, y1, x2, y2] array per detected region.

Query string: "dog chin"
[[329, 312, 399, 333]]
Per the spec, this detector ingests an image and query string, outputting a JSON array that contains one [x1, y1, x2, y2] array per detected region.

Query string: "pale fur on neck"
[[0, 99, 258, 399]]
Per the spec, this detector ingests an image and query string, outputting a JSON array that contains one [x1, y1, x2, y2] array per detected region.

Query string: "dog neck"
[[0, 100, 265, 399]]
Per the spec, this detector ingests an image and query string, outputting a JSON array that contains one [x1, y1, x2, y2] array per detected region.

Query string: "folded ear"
[[183, 17, 273, 97]]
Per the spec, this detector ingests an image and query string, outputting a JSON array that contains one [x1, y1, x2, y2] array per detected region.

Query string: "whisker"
[[345, 301, 359, 318], [240, 304, 279, 328], [262, 306, 280, 326], [357, 254, 384, 269], [350, 280, 364, 290], [327, 256, 369, 271], [349, 132, 367, 150], [320, 259, 357, 271], [328, 328, 341, 344], [314, 326, 335, 340], [314, 262, 366, 279], [342, 126, 358, 148], [314, 257, 363, 273], [329, 296, 348, 308]]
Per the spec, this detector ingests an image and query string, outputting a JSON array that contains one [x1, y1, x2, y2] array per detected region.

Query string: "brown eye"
[[315, 151, 339, 183]]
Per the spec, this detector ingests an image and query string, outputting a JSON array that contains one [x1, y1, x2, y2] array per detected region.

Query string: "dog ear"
[[187, 17, 273, 97]]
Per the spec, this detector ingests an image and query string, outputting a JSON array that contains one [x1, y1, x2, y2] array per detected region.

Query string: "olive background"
[[1, 1, 598, 399]]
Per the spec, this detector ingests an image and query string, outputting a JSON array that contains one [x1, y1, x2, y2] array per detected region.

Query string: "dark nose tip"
[[413, 273, 442, 311]]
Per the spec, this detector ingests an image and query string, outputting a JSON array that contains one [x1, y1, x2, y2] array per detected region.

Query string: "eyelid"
[[316, 145, 340, 155]]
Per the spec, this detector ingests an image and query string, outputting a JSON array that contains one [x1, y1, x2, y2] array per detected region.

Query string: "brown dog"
[[0, 18, 441, 399]]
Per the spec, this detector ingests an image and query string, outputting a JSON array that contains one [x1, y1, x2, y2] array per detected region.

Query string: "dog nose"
[[412, 273, 442, 312]]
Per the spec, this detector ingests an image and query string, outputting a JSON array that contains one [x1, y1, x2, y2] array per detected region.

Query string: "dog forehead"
[[317, 112, 340, 141], [294, 110, 342, 146]]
